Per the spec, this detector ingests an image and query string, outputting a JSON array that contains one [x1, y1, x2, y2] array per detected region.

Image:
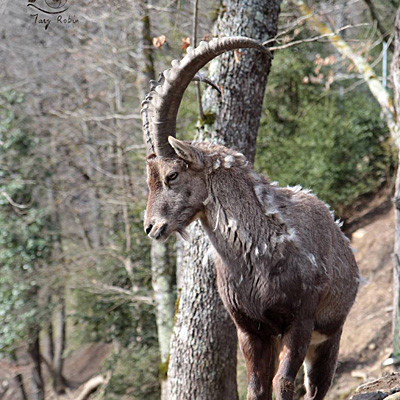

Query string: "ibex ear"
[[168, 137, 204, 168]]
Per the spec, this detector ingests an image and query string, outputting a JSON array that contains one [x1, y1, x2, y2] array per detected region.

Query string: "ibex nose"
[[145, 224, 153, 235]]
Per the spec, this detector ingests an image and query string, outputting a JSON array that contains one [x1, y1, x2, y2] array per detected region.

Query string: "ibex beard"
[[142, 37, 360, 400]]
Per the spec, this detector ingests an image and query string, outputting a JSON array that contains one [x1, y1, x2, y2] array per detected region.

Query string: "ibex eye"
[[167, 172, 178, 181]]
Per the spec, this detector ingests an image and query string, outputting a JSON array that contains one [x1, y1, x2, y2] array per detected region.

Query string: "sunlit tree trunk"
[[391, 6, 400, 364], [11, 352, 28, 400], [168, 1, 281, 398], [28, 328, 45, 400]]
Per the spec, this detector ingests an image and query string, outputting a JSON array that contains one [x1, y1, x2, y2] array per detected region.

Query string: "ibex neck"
[[200, 167, 287, 269]]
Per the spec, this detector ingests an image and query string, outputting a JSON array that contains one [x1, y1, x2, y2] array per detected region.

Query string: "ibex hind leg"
[[304, 329, 342, 400], [238, 329, 279, 400]]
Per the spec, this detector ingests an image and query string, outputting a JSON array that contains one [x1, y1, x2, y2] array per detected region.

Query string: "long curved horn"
[[141, 36, 270, 158], [142, 74, 221, 155]]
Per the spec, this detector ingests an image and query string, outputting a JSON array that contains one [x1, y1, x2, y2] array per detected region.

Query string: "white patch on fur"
[[288, 227, 297, 241], [213, 159, 221, 170], [255, 246, 260, 257], [263, 243, 268, 254], [288, 184, 303, 193], [238, 274, 244, 285], [213, 202, 221, 232], [308, 254, 318, 269], [264, 194, 280, 215], [270, 181, 279, 186], [310, 331, 328, 345], [224, 155, 235, 168], [254, 185, 265, 204], [228, 218, 238, 232], [335, 218, 344, 228], [278, 227, 298, 244], [203, 194, 212, 206]]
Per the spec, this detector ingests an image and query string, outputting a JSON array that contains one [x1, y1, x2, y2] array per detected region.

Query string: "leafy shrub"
[[256, 50, 394, 217]]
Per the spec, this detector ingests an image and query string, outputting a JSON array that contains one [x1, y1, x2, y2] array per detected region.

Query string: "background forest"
[[0, 0, 399, 399]]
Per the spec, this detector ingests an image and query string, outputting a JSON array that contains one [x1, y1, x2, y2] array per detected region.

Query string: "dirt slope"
[[327, 207, 395, 399]]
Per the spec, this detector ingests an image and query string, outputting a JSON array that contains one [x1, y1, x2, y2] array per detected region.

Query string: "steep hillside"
[[328, 207, 395, 399]]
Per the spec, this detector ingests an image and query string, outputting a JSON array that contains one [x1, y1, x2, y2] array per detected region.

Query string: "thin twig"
[[49, 110, 141, 122], [266, 23, 368, 51], [1, 192, 31, 209], [192, 0, 204, 120]]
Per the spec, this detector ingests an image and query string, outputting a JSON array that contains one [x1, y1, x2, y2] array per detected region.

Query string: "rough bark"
[[391, 6, 400, 362], [167, 1, 281, 399]]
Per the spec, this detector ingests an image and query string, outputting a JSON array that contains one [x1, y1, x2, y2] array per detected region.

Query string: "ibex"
[[142, 37, 359, 400]]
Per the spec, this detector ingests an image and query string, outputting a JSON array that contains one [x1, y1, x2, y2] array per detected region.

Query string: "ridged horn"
[[141, 36, 270, 158]]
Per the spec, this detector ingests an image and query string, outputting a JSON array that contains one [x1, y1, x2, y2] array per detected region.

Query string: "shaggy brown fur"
[[144, 138, 360, 400]]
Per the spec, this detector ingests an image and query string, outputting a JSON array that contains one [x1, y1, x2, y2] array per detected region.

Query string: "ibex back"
[[141, 37, 360, 400]]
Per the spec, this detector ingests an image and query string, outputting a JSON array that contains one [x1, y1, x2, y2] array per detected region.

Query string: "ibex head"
[[144, 138, 208, 240], [142, 37, 269, 240]]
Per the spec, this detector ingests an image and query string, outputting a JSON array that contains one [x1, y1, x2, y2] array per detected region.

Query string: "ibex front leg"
[[273, 319, 314, 400], [238, 328, 279, 400]]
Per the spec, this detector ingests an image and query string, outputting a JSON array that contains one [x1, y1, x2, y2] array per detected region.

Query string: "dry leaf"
[[234, 49, 242, 63], [153, 35, 166, 49], [181, 37, 191, 51]]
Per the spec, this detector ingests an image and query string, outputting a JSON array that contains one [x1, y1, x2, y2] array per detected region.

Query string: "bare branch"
[[49, 109, 141, 122], [1, 192, 31, 209], [266, 24, 369, 51]]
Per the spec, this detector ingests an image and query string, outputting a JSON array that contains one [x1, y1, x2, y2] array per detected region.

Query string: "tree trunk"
[[28, 328, 45, 400], [391, 6, 400, 363], [53, 297, 67, 393], [168, 1, 281, 399], [11, 352, 28, 400], [45, 177, 68, 394], [151, 240, 175, 399]]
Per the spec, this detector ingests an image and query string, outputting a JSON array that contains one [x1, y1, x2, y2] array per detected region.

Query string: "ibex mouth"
[[151, 222, 169, 241]]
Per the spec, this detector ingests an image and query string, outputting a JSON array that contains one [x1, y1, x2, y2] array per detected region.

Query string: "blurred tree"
[[391, 4, 400, 366]]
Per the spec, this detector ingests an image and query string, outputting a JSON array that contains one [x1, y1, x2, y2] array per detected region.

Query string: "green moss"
[[173, 289, 181, 325], [159, 354, 170, 380], [199, 111, 216, 127]]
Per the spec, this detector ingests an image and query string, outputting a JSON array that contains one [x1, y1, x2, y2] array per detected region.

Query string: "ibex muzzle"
[[141, 37, 360, 400]]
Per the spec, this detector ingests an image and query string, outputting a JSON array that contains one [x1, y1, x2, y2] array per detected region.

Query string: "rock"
[[385, 393, 400, 400], [350, 392, 387, 400]]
